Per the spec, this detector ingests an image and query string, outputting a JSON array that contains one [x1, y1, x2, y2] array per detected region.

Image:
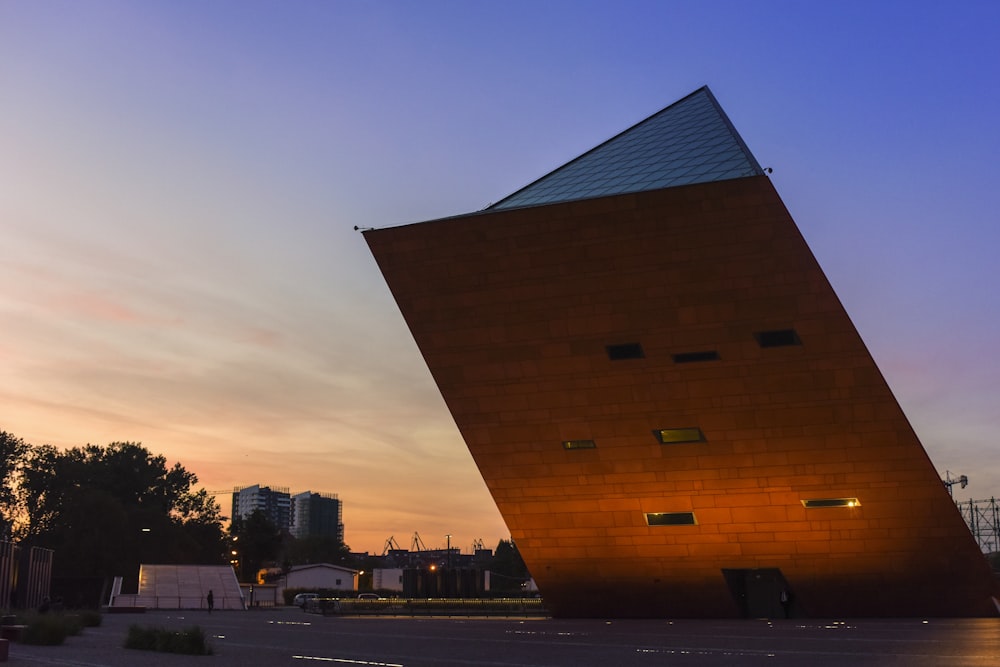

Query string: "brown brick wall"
[[366, 175, 998, 618]]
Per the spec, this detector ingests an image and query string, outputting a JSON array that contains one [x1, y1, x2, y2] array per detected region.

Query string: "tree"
[[171, 488, 228, 564], [282, 534, 352, 567], [18, 441, 227, 580], [230, 510, 283, 582], [490, 539, 530, 593], [0, 431, 29, 538]]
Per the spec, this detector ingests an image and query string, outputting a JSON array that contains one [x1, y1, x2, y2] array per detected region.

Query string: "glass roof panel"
[[490, 86, 763, 210]]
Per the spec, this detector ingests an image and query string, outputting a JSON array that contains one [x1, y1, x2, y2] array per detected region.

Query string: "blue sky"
[[2, 0, 998, 553]]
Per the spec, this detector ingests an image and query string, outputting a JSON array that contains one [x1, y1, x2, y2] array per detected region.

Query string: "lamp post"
[[445, 534, 451, 569], [229, 535, 243, 581], [231, 549, 242, 581]]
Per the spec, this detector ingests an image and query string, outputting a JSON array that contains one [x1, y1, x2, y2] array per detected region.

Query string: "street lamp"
[[229, 534, 242, 581], [231, 549, 242, 581]]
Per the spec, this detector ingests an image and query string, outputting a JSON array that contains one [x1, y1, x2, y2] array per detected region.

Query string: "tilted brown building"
[[364, 87, 999, 618]]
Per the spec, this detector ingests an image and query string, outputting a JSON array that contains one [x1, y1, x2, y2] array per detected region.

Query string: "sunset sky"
[[2, 1, 998, 555]]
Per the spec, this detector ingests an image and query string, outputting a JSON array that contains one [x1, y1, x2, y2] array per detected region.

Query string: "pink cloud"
[[66, 291, 142, 322], [37, 289, 182, 327]]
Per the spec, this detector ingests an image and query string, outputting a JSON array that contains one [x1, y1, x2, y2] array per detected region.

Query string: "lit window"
[[653, 427, 705, 444], [606, 343, 644, 360], [754, 329, 801, 348], [801, 498, 861, 508], [672, 351, 720, 363], [646, 512, 697, 526], [562, 440, 597, 450]]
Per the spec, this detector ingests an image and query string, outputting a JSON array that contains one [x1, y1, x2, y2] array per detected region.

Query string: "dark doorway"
[[722, 568, 795, 618]]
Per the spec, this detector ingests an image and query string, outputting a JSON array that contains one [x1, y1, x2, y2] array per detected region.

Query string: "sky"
[[2, 1, 998, 555]]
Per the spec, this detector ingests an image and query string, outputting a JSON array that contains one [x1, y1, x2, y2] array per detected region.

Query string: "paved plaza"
[[7, 608, 1000, 666]]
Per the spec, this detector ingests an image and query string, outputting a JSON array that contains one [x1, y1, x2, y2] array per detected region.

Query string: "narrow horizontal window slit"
[[606, 343, 644, 360], [646, 512, 697, 526], [802, 498, 861, 508], [562, 440, 597, 450], [754, 329, 801, 348], [653, 427, 705, 444]]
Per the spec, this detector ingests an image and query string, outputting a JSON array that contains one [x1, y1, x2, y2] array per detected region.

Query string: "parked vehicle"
[[293, 593, 319, 608]]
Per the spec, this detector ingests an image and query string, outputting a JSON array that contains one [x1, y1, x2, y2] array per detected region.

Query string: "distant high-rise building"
[[231, 484, 291, 533], [290, 492, 344, 542]]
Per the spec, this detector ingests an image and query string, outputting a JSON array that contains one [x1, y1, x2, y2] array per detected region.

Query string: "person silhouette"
[[779, 588, 791, 618]]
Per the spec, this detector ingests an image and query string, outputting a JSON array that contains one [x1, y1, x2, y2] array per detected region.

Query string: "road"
[[7, 608, 1000, 666]]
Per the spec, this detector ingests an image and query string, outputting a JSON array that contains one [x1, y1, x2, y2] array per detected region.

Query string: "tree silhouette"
[[17, 440, 226, 580], [490, 539, 530, 592], [282, 534, 352, 567], [231, 510, 282, 582], [0, 431, 29, 538]]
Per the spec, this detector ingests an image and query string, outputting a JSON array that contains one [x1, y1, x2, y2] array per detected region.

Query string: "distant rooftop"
[[489, 86, 763, 210]]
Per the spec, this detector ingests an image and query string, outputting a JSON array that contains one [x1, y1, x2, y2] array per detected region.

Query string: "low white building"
[[282, 563, 358, 594], [373, 568, 404, 592]]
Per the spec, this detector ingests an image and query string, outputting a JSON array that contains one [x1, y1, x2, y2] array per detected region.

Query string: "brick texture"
[[366, 175, 998, 618]]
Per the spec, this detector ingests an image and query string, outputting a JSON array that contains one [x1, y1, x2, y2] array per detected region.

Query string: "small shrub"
[[77, 610, 103, 627], [20, 615, 70, 646], [65, 616, 83, 636], [124, 624, 158, 651], [124, 625, 212, 655]]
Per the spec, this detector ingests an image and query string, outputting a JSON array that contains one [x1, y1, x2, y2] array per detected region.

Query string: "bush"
[[64, 615, 84, 636], [76, 610, 103, 627], [123, 625, 158, 651], [6, 609, 102, 644], [124, 625, 212, 655], [20, 615, 72, 645]]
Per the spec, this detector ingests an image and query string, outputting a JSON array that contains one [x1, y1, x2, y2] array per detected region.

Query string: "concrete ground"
[[6, 608, 1000, 666]]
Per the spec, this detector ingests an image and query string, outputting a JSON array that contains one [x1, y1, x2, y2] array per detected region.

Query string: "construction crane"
[[382, 536, 402, 556], [411, 532, 428, 552], [943, 471, 969, 497], [472, 538, 485, 551]]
